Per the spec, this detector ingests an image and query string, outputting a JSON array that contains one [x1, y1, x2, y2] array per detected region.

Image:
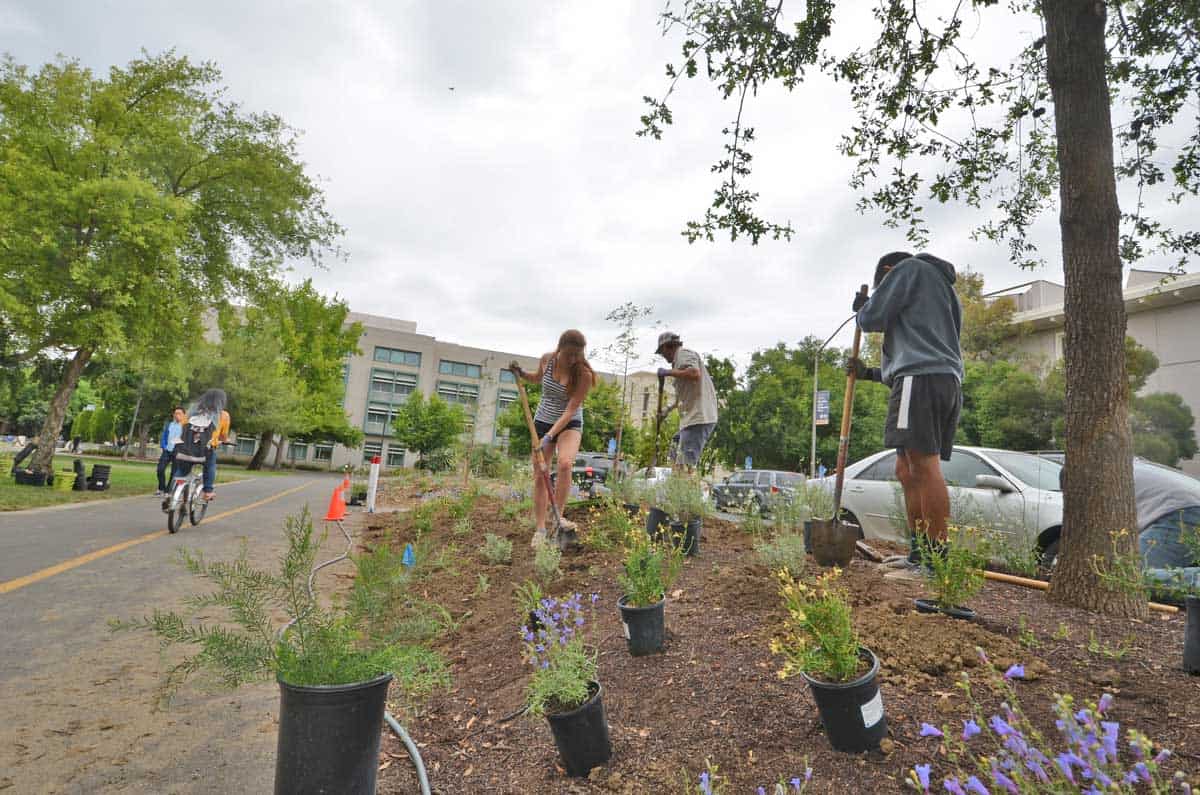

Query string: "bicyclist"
[[174, 389, 231, 501]]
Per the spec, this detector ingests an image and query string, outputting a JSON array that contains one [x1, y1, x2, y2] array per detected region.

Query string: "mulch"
[[365, 493, 1200, 794]]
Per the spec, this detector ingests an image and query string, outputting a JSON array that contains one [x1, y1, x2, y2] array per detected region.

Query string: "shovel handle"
[[832, 285, 869, 518]]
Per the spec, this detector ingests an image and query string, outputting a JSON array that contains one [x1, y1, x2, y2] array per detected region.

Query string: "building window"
[[496, 388, 518, 414], [369, 369, 417, 402], [235, 437, 257, 456], [313, 444, 333, 462], [437, 381, 479, 406], [363, 441, 383, 464], [499, 369, 517, 384], [288, 442, 308, 461], [373, 346, 421, 367], [438, 360, 481, 379], [385, 445, 406, 467], [365, 402, 391, 435]]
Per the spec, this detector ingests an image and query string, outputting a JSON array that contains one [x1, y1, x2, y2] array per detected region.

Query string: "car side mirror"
[[975, 474, 1014, 493]]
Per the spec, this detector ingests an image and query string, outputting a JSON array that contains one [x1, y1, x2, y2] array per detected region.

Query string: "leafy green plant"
[[474, 573, 491, 596], [481, 533, 513, 564], [533, 542, 561, 583], [768, 491, 809, 532], [1087, 630, 1134, 661], [111, 508, 449, 703], [584, 498, 638, 552], [740, 510, 768, 537], [921, 530, 988, 610], [772, 568, 860, 683], [987, 531, 1042, 578], [501, 497, 533, 521], [514, 579, 544, 621], [618, 534, 685, 607], [660, 472, 710, 523], [755, 532, 807, 578], [609, 473, 648, 506], [453, 516, 472, 536], [1017, 617, 1040, 650], [801, 480, 835, 521], [521, 593, 600, 717]]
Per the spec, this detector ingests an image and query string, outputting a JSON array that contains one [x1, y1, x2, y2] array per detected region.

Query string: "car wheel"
[[1039, 536, 1060, 573]]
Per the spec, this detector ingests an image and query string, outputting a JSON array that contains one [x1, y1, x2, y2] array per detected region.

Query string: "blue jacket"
[[160, 420, 182, 452], [856, 253, 963, 385]]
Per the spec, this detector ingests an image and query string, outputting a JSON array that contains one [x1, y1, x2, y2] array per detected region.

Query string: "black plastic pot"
[[545, 682, 612, 777], [618, 595, 665, 655], [809, 518, 856, 567], [1185, 595, 1200, 675], [645, 507, 670, 540], [274, 673, 392, 795], [803, 520, 814, 553], [623, 502, 641, 519], [801, 648, 887, 753], [913, 598, 976, 621], [669, 519, 701, 556]]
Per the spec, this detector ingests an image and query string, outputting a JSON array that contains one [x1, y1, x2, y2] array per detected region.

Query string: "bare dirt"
[[368, 493, 1200, 794]]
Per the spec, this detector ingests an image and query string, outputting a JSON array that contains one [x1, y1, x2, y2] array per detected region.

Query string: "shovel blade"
[[808, 518, 858, 568]]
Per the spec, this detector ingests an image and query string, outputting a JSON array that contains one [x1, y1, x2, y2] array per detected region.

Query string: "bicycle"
[[162, 442, 231, 533]]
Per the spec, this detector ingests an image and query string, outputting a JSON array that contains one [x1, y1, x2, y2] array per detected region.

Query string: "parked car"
[[573, 452, 630, 484], [809, 446, 1065, 557], [630, 466, 673, 486], [711, 469, 807, 514]]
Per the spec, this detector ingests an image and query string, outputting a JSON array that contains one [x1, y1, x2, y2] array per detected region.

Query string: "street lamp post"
[[810, 314, 858, 479]]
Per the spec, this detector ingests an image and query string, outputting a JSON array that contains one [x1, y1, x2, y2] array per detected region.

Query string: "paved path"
[[0, 474, 349, 794]]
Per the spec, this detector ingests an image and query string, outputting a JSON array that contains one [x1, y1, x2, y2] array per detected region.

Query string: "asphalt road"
[[0, 474, 347, 794]]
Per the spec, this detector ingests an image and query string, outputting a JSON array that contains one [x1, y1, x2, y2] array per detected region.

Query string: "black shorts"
[[534, 419, 582, 442], [884, 373, 961, 461]]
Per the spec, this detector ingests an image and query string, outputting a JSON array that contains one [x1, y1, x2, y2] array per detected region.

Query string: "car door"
[[940, 450, 1026, 545], [842, 452, 906, 542], [719, 470, 754, 507]]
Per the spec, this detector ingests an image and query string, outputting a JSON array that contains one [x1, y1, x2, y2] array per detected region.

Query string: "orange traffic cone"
[[325, 484, 347, 521]]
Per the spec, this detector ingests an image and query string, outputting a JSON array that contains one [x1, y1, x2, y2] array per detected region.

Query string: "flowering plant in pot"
[[111, 508, 448, 795], [771, 568, 887, 752], [914, 528, 989, 621], [521, 592, 611, 777], [616, 534, 685, 655]]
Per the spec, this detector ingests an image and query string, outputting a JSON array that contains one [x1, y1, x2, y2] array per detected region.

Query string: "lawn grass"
[[0, 454, 268, 512]]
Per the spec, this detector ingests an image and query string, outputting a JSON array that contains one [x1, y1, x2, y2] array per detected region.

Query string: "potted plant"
[[913, 529, 987, 621], [112, 508, 443, 795], [771, 568, 887, 752], [616, 534, 685, 656], [660, 472, 709, 556], [609, 473, 647, 518], [521, 592, 611, 777]]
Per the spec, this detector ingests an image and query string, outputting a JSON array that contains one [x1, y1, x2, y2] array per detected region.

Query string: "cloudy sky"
[[3, 1, 1191, 372]]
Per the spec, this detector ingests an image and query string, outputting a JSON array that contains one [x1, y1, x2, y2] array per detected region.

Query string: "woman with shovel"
[[510, 329, 597, 547]]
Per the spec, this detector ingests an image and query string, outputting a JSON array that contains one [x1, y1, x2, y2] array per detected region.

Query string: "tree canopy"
[[391, 393, 466, 465]]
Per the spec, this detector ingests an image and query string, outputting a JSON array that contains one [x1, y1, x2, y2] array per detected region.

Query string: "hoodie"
[[855, 253, 963, 385]]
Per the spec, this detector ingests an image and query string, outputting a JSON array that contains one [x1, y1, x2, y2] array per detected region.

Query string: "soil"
[[366, 492, 1200, 794]]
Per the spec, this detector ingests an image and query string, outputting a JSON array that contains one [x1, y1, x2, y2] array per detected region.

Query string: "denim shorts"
[[675, 422, 716, 466], [534, 419, 582, 442]]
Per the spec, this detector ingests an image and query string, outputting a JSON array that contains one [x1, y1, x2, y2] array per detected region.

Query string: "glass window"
[[988, 451, 1061, 492], [288, 442, 308, 461], [386, 445, 405, 467], [437, 381, 479, 405], [778, 472, 805, 487], [365, 403, 390, 435], [941, 450, 999, 488], [370, 369, 417, 401], [756, 472, 773, 485], [730, 471, 756, 483], [499, 369, 516, 384], [439, 360, 481, 379], [313, 444, 333, 462], [235, 437, 257, 456], [374, 347, 420, 367], [496, 388, 517, 414], [858, 453, 898, 482], [363, 441, 382, 463]]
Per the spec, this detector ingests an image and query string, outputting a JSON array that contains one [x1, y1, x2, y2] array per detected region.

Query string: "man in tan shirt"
[[655, 331, 719, 471]]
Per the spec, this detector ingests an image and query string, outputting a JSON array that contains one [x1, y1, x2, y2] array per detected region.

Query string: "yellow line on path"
[[0, 481, 315, 595]]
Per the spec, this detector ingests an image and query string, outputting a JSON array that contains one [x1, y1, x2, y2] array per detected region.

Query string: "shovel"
[[512, 369, 577, 550], [651, 374, 665, 468], [809, 284, 869, 567]]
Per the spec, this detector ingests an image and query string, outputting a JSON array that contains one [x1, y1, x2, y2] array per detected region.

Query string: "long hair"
[[874, 251, 912, 287], [191, 389, 227, 423], [555, 329, 596, 397]]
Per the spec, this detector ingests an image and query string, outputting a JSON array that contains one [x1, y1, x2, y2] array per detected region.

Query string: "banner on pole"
[[815, 391, 831, 426]]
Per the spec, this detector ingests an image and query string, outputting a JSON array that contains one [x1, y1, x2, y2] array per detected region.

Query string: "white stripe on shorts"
[[897, 375, 913, 430]]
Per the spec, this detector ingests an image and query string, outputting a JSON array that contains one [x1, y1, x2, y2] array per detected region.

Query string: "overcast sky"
[[3, 1, 1192, 373]]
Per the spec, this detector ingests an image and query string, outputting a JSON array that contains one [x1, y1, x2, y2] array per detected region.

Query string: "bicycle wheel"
[[189, 481, 208, 526], [167, 486, 188, 534]]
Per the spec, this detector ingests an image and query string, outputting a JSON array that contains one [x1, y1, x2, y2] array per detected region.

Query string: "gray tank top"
[[533, 355, 584, 425]]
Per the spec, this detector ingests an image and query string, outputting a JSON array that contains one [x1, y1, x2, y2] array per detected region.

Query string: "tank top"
[[533, 355, 584, 426]]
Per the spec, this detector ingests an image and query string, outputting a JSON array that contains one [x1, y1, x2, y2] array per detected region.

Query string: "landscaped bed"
[[365, 490, 1200, 793]]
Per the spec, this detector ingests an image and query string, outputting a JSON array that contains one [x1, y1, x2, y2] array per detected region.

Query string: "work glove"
[[852, 291, 869, 312], [656, 367, 671, 379], [539, 434, 555, 451], [508, 360, 523, 377], [847, 357, 881, 382]]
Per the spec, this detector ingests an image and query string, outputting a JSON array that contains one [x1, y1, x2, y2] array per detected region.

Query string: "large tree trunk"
[[30, 348, 93, 477], [1043, 1, 1145, 617], [248, 430, 272, 470], [273, 434, 286, 470]]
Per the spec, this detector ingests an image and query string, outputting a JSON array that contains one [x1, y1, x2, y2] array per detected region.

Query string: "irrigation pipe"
[[281, 516, 432, 795], [982, 569, 1179, 614]]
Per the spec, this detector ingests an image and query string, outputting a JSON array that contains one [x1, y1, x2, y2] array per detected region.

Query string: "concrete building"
[[623, 370, 677, 429], [990, 269, 1200, 475]]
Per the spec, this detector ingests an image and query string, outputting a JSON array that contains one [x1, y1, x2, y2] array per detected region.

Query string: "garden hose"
[[284, 513, 432, 795]]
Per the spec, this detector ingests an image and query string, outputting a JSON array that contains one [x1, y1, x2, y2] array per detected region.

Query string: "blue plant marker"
[[402, 543, 415, 568]]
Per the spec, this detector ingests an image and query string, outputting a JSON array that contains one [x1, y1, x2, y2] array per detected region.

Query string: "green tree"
[[496, 381, 635, 459], [90, 408, 117, 444], [957, 270, 1025, 362], [1131, 393, 1197, 467], [639, 0, 1200, 615], [959, 360, 1057, 451], [0, 52, 340, 478], [71, 409, 94, 442], [391, 393, 465, 466], [599, 303, 656, 464]]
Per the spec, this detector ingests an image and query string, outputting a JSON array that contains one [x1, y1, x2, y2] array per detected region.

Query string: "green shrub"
[[514, 579, 544, 621], [660, 473, 709, 523], [741, 511, 768, 537], [772, 569, 859, 682], [468, 445, 512, 479], [618, 535, 684, 607], [768, 491, 809, 531], [481, 533, 513, 565], [584, 499, 637, 551], [533, 542, 561, 583], [922, 528, 988, 610], [755, 532, 807, 578]]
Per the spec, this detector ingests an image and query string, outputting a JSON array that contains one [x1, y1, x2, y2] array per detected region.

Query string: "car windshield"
[[987, 451, 1062, 492]]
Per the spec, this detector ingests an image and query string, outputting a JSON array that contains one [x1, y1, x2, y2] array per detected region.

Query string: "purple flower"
[[540, 660, 549, 669], [804, 768, 812, 782], [1003, 663, 1025, 680], [575, 616, 585, 626], [1133, 762, 1150, 783], [920, 723, 943, 738], [535, 643, 545, 653], [914, 764, 931, 792], [963, 776, 988, 795], [1100, 721, 1119, 761], [1097, 693, 1114, 714], [757, 789, 766, 795], [590, 592, 600, 604], [942, 778, 966, 795], [1154, 748, 1171, 764], [961, 719, 981, 741], [991, 769, 1018, 794], [1025, 759, 1049, 783], [698, 771, 711, 795], [989, 715, 1014, 736]]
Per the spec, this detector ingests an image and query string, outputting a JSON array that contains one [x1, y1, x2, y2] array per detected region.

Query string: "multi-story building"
[[989, 268, 1200, 475]]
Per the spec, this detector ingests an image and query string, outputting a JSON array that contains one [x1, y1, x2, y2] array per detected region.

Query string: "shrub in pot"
[[616, 534, 685, 655], [521, 592, 611, 777], [914, 528, 987, 620], [609, 474, 647, 517], [771, 568, 886, 752], [112, 508, 449, 795], [659, 473, 710, 556]]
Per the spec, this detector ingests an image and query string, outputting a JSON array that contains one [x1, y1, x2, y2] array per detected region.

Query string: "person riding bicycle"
[[172, 389, 231, 502]]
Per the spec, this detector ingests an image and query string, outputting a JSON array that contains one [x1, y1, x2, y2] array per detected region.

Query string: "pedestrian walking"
[[510, 330, 597, 547], [156, 406, 186, 495], [654, 332, 719, 472], [849, 252, 963, 576]]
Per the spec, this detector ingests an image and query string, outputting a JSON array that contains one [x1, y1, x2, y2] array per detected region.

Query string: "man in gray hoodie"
[[849, 251, 964, 572]]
